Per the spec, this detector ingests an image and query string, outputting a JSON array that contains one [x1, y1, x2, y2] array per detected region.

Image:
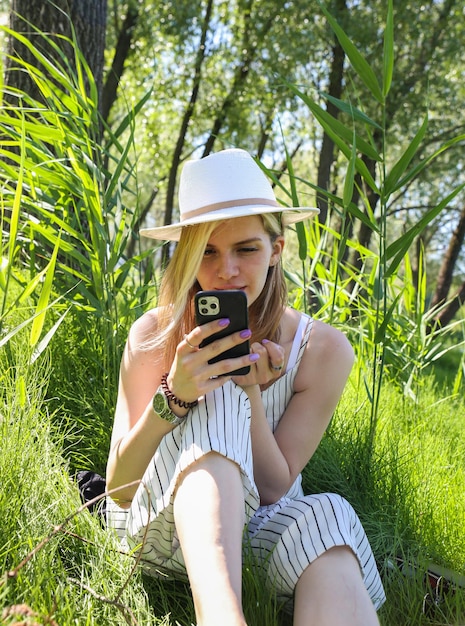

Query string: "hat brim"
[[140, 204, 319, 241]]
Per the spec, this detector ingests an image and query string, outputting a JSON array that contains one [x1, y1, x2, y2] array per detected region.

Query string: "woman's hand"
[[232, 338, 285, 390], [166, 319, 259, 406]]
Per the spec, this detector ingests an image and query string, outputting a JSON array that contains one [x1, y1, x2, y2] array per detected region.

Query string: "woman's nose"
[[216, 254, 239, 279]]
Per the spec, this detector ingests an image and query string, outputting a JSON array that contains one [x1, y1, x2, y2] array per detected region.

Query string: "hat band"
[[181, 197, 279, 221]]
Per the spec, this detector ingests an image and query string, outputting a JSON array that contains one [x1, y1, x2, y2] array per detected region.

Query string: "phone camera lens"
[[200, 298, 207, 305], [211, 302, 218, 310], [201, 307, 208, 315]]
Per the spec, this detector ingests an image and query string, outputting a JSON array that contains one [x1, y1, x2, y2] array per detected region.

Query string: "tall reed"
[[275, 0, 465, 442], [0, 25, 155, 402]]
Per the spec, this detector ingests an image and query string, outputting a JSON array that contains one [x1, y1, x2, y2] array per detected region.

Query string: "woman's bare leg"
[[173, 452, 247, 626], [294, 546, 380, 626]]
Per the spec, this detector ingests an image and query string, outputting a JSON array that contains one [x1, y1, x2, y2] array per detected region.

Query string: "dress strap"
[[285, 313, 312, 373]]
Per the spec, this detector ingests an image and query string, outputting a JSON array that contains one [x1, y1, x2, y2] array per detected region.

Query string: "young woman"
[[106, 149, 386, 626]]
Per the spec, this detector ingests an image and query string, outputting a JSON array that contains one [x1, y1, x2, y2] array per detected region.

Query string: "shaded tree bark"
[[101, 0, 141, 124], [316, 0, 346, 226], [256, 109, 275, 160], [5, 0, 107, 107], [3, 0, 107, 263], [161, 0, 214, 268], [429, 204, 465, 314], [125, 184, 160, 260], [433, 280, 465, 327], [320, 0, 458, 294], [159, 0, 284, 267], [201, 2, 280, 158]]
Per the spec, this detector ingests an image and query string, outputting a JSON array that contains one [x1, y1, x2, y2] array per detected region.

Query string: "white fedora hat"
[[140, 148, 319, 241]]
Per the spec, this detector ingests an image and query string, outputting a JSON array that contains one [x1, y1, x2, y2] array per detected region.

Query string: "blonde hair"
[[248, 213, 287, 344], [154, 214, 287, 370]]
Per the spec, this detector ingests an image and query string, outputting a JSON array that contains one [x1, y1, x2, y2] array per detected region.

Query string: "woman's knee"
[[311, 545, 360, 573]]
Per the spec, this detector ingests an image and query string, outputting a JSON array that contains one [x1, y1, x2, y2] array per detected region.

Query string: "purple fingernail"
[[262, 339, 270, 344], [249, 353, 260, 362], [218, 318, 230, 327], [240, 329, 252, 339]]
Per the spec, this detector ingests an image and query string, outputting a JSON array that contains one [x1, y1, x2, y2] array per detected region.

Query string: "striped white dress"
[[107, 312, 386, 609]]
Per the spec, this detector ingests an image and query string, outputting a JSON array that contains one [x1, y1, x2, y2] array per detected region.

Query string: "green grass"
[[0, 355, 156, 625], [2, 6, 464, 622], [306, 379, 465, 625], [1, 328, 464, 625]]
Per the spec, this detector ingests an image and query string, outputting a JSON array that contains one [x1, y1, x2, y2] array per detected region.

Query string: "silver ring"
[[184, 334, 197, 350], [271, 363, 284, 371]]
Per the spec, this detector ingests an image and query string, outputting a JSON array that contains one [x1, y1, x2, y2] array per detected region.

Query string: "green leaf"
[[319, 92, 382, 130], [7, 114, 26, 270], [284, 268, 304, 290], [16, 375, 27, 408], [363, 377, 373, 403], [383, 0, 394, 97], [3, 28, 74, 92], [105, 89, 153, 149], [295, 221, 307, 261], [281, 142, 308, 261], [343, 133, 357, 208], [283, 81, 380, 192], [289, 84, 381, 162], [385, 182, 465, 276], [345, 201, 379, 233], [31, 308, 70, 363], [104, 128, 137, 208], [318, 2, 384, 103], [374, 293, 402, 344], [0, 294, 64, 349], [373, 276, 384, 301], [384, 114, 428, 196], [0, 115, 64, 142], [395, 132, 465, 191], [29, 234, 61, 348], [2, 265, 48, 318], [402, 250, 415, 314]]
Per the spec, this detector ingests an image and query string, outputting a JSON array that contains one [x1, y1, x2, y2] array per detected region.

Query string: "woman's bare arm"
[[247, 320, 354, 505], [106, 310, 172, 505]]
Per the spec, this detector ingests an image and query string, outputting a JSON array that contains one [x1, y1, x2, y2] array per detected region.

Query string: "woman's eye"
[[203, 246, 258, 256]]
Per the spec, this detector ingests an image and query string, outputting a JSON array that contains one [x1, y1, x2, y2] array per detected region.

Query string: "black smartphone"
[[194, 290, 250, 376]]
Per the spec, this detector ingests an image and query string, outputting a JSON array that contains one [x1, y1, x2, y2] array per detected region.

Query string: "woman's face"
[[196, 215, 284, 306]]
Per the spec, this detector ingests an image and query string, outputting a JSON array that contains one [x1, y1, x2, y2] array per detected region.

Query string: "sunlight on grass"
[[1, 342, 464, 625], [1, 3, 464, 623]]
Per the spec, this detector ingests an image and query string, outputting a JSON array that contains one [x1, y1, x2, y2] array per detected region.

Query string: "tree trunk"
[[5, 0, 107, 106], [160, 0, 281, 267], [125, 185, 160, 260], [316, 0, 346, 226], [100, 0, 140, 124], [3, 0, 107, 263], [256, 108, 275, 159], [335, 0, 457, 302], [429, 204, 465, 310], [201, 3, 279, 158], [344, 155, 379, 291], [433, 280, 465, 328], [160, 0, 214, 268]]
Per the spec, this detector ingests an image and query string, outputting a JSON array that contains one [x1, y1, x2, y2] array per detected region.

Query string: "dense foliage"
[[1, 2, 464, 624]]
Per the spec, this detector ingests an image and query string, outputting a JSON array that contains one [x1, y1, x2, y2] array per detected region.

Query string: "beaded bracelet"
[[161, 372, 199, 409]]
